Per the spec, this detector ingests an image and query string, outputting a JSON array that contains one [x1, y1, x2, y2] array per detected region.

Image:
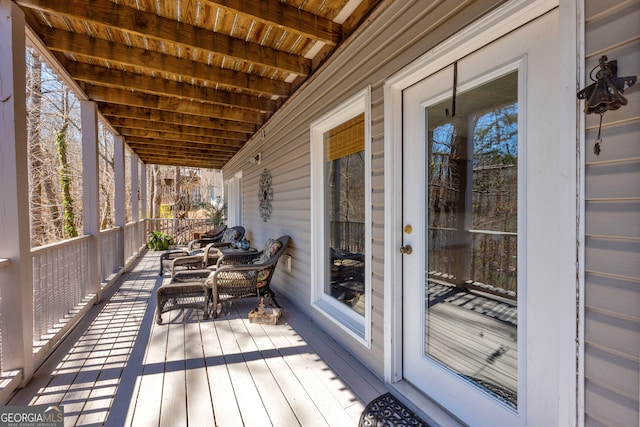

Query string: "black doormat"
[[359, 392, 431, 427]]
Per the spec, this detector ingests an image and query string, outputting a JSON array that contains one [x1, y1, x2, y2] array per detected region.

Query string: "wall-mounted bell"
[[577, 55, 637, 154]]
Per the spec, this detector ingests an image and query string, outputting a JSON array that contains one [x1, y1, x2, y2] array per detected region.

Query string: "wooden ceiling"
[[17, 0, 382, 169]]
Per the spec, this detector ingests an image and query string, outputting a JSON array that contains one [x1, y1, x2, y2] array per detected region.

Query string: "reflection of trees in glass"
[[472, 104, 518, 234], [328, 152, 365, 222], [428, 101, 518, 292]]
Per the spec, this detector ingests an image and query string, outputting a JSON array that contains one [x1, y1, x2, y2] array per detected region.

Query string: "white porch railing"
[[124, 221, 146, 263], [100, 227, 122, 285], [0, 259, 8, 375], [1, 218, 208, 396], [32, 236, 92, 345], [146, 218, 215, 245]]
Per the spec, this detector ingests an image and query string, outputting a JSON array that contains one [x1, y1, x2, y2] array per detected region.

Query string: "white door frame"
[[382, 0, 581, 424]]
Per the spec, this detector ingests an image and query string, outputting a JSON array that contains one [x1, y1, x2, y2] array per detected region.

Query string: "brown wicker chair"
[[206, 235, 290, 318], [160, 226, 245, 276], [157, 224, 227, 275]]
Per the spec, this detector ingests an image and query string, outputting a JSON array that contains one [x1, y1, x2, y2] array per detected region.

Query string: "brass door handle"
[[400, 245, 413, 255]]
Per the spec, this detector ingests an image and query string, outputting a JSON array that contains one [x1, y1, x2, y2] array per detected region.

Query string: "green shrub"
[[147, 231, 174, 251]]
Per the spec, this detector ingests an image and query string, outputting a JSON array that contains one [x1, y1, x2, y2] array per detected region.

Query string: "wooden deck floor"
[[8, 251, 386, 426]]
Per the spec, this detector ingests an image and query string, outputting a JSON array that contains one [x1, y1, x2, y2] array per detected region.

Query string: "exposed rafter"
[[17, 0, 382, 168]]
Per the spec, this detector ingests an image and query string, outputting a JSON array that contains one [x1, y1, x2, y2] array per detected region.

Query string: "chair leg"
[[203, 287, 210, 320], [210, 287, 218, 318]]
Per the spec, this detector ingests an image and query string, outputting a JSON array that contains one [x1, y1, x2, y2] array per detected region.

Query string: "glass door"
[[401, 11, 558, 426]]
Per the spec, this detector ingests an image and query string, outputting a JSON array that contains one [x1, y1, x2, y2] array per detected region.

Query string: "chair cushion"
[[222, 228, 240, 242], [253, 239, 283, 288], [253, 239, 282, 264]]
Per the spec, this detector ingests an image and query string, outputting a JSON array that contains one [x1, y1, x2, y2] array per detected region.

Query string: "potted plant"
[[147, 231, 174, 251]]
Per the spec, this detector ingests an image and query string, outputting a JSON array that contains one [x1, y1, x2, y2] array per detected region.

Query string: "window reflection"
[[325, 114, 366, 315], [426, 71, 519, 408]]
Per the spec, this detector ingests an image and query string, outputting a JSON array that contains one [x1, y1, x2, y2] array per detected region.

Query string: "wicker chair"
[[187, 224, 228, 250], [157, 224, 227, 275], [206, 235, 290, 318], [160, 226, 245, 276]]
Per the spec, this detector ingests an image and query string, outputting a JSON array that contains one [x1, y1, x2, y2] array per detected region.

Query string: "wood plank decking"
[[8, 251, 386, 426]]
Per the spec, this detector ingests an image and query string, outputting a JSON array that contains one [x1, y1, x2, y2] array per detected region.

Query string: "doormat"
[[359, 392, 431, 427]]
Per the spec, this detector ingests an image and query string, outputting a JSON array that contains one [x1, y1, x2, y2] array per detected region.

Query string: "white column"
[[131, 154, 139, 222], [81, 101, 102, 300], [0, 0, 34, 381], [114, 136, 125, 266], [140, 162, 148, 220], [140, 162, 148, 246], [130, 153, 140, 249]]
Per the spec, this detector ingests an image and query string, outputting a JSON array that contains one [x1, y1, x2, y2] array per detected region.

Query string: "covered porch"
[[7, 250, 386, 426]]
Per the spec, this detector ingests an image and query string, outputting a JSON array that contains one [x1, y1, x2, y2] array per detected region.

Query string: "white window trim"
[[224, 171, 243, 227], [310, 86, 372, 347]]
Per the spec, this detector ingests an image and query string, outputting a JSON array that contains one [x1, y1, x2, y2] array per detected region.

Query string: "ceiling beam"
[[202, 0, 341, 46], [129, 145, 234, 158], [105, 117, 249, 140], [85, 85, 264, 124], [129, 146, 232, 164], [99, 104, 257, 134], [17, 0, 311, 76], [67, 63, 276, 113], [129, 146, 235, 160], [137, 155, 225, 169], [37, 27, 291, 98], [117, 128, 245, 148], [124, 136, 242, 153], [134, 149, 226, 166]]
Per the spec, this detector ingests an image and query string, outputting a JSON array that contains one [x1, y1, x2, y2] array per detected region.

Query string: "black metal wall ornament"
[[258, 168, 273, 222], [577, 55, 637, 155]]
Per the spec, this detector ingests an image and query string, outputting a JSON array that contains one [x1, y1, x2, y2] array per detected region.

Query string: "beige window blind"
[[324, 113, 364, 161]]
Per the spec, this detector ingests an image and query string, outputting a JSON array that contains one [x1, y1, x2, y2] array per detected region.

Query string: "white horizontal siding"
[[223, 0, 510, 378], [583, 1, 640, 426]]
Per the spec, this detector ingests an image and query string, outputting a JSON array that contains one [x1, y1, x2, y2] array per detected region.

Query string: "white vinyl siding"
[[583, 1, 640, 426], [222, 0, 516, 377]]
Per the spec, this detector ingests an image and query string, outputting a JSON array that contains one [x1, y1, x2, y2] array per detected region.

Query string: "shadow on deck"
[[8, 251, 385, 426]]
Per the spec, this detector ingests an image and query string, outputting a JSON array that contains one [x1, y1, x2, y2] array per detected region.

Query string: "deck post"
[[0, 0, 34, 382], [81, 100, 102, 301], [140, 162, 149, 236], [131, 153, 140, 248], [114, 136, 125, 268]]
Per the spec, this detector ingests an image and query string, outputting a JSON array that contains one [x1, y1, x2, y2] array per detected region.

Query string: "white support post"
[[114, 136, 125, 267], [131, 154, 139, 223], [140, 162, 148, 239], [0, 0, 34, 381], [81, 100, 102, 301], [130, 154, 140, 249]]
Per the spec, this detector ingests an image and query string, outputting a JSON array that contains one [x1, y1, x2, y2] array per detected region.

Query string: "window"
[[311, 87, 371, 345], [224, 171, 242, 226]]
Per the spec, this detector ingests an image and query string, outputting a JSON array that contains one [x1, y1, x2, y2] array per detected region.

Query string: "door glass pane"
[[324, 113, 366, 315], [426, 71, 518, 408]]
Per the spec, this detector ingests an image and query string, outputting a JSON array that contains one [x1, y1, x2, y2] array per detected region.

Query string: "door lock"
[[400, 245, 413, 255]]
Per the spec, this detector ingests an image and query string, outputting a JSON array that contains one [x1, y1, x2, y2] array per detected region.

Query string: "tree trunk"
[[28, 52, 44, 246], [56, 112, 78, 238], [153, 164, 161, 218]]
